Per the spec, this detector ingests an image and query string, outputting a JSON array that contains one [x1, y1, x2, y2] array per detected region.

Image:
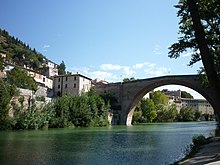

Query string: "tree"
[[6, 67, 37, 91], [140, 98, 157, 122], [178, 106, 195, 121], [0, 56, 4, 71], [58, 60, 66, 75], [181, 91, 194, 98], [123, 77, 136, 82], [151, 91, 169, 107], [168, 0, 220, 119]]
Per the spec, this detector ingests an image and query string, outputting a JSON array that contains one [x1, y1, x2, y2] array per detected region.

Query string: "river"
[[0, 122, 217, 165]]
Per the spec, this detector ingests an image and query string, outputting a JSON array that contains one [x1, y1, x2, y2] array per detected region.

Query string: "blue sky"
[[0, 0, 204, 98]]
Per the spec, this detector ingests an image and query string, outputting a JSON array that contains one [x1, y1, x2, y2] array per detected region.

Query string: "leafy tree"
[[0, 80, 11, 118], [168, 0, 220, 118], [0, 28, 46, 72], [0, 80, 18, 130], [178, 106, 195, 121], [155, 104, 177, 122], [132, 109, 142, 124], [181, 91, 194, 98], [17, 68, 33, 87], [123, 77, 136, 82], [151, 91, 169, 107], [194, 110, 201, 121], [0, 56, 4, 71], [58, 60, 66, 75], [140, 98, 157, 122], [6, 67, 37, 91]]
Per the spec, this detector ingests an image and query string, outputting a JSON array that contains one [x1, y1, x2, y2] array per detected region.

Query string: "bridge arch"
[[124, 76, 216, 126], [94, 75, 220, 125]]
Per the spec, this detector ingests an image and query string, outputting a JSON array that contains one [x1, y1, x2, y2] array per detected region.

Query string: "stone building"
[[53, 74, 92, 97]]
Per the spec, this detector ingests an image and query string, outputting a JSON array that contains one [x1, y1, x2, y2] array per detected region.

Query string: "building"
[[28, 69, 53, 89], [181, 98, 214, 115], [3, 63, 53, 89], [164, 89, 214, 115], [40, 59, 58, 78], [53, 74, 92, 97], [162, 89, 181, 99]]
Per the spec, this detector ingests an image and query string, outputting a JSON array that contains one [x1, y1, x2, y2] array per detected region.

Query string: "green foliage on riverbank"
[[0, 80, 19, 129], [132, 91, 202, 124], [0, 89, 110, 130]]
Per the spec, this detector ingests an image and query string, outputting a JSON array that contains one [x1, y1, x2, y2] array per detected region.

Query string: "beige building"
[[181, 98, 214, 115], [161, 89, 214, 115], [3, 64, 53, 89], [53, 74, 92, 97]]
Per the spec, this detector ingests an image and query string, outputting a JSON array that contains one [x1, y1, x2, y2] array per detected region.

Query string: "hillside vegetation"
[[0, 29, 45, 71]]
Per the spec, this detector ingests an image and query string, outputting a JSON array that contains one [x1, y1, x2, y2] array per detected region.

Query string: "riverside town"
[[0, 0, 220, 164]]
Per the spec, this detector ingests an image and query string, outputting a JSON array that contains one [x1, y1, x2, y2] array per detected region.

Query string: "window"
[[43, 77, 45, 82], [58, 85, 60, 89], [66, 77, 68, 81], [74, 76, 76, 80], [65, 84, 67, 88], [74, 83, 76, 88], [58, 78, 60, 82]]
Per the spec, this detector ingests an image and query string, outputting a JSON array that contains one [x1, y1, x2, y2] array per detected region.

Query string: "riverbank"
[[176, 137, 220, 165]]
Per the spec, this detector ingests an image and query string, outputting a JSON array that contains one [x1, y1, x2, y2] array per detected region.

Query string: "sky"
[[0, 0, 204, 98]]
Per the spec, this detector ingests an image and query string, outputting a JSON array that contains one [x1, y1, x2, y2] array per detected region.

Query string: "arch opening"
[[126, 84, 215, 126]]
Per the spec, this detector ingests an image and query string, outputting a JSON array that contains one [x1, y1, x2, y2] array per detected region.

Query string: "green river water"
[[0, 122, 217, 165]]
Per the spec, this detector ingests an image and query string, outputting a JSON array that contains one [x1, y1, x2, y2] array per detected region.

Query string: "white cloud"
[[68, 67, 90, 74], [133, 63, 144, 69], [153, 45, 163, 55], [100, 64, 134, 76], [123, 66, 135, 75], [100, 64, 122, 70], [90, 71, 118, 82], [144, 67, 171, 76], [42, 44, 50, 52], [43, 45, 50, 48], [133, 62, 156, 69]]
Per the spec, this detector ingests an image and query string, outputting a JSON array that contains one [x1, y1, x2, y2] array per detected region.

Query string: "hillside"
[[0, 29, 47, 71]]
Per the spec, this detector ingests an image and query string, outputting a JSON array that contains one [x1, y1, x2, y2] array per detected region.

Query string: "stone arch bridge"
[[94, 75, 220, 125]]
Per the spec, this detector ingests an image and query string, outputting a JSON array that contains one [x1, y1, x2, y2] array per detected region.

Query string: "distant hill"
[[0, 29, 46, 71]]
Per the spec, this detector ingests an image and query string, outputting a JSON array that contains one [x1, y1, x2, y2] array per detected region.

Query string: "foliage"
[[151, 91, 169, 107], [156, 104, 178, 122], [58, 60, 66, 75], [0, 29, 45, 71], [6, 67, 37, 91], [0, 56, 4, 71], [0, 86, 110, 130], [132, 110, 143, 124], [140, 98, 157, 122], [48, 90, 110, 128], [181, 91, 194, 98], [123, 77, 136, 82], [178, 106, 195, 121], [0, 80, 18, 130], [35, 96, 45, 101], [168, 0, 220, 73]]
